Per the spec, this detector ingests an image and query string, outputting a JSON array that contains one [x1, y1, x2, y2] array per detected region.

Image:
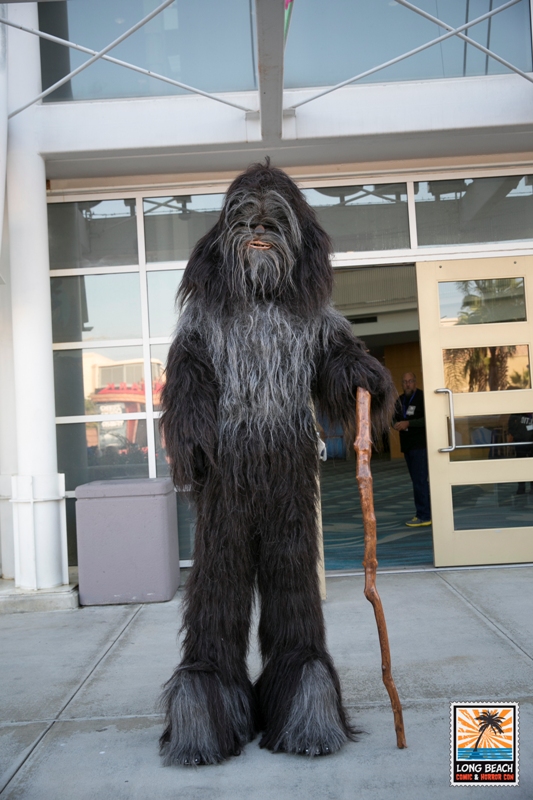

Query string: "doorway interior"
[[320, 264, 434, 571]]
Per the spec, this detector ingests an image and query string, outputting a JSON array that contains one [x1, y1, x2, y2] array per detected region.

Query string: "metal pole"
[[288, 0, 521, 109], [0, 15, 254, 114], [8, 0, 177, 118]]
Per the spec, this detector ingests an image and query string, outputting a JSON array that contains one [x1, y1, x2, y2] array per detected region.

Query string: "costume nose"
[[253, 224, 265, 235]]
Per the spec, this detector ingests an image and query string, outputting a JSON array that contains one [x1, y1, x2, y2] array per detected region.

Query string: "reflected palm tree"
[[473, 710, 505, 751]]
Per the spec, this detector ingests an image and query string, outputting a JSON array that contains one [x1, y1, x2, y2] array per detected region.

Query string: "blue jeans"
[[404, 447, 431, 521]]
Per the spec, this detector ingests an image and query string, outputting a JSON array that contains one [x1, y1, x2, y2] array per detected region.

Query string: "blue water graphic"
[[457, 748, 513, 761]]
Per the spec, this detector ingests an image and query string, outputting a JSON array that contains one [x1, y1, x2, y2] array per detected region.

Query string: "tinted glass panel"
[[439, 278, 526, 326], [147, 270, 183, 337], [57, 420, 149, 491], [285, 0, 532, 88], [39, 0, 257, 102], [51, 273, 142, 343], [452, 483, 533, 529], [443, 345, 530, 392], [416, 176, 533, 246], [48, 200, 138, 269], [54, 346, 145, 417], [144, 195, 224, 262], [450, 413, 533, 461], [151, 344, 169, 411], [303, 184, 410, 252]]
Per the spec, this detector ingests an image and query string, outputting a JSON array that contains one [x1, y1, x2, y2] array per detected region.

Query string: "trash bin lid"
[[75, 478, 175, 499]]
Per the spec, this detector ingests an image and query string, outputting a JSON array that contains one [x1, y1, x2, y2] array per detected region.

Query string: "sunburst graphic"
[[456, 707, 514, 753]]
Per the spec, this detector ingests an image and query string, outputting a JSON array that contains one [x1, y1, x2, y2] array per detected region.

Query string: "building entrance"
[[320, 264, 434, 571]]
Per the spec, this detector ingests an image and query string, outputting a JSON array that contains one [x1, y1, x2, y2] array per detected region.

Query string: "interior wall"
[[383, 340, 423, 459]]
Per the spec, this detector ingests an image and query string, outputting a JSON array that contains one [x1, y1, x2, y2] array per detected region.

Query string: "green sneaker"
[[405, 517, 432, 527]]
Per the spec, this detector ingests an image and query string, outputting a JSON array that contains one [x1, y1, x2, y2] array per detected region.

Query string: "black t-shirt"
[[393, 388, 427, 452], [508, 412, 533, 456]]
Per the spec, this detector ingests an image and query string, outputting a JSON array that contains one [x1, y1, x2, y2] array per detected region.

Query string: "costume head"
[[178, 159, 334, 314]]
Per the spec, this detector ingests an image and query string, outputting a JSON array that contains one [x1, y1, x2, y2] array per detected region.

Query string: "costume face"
[[219, 187, 302, 300]]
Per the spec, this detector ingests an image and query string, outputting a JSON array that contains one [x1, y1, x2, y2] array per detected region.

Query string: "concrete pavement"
[[1, 566, 532, 799]]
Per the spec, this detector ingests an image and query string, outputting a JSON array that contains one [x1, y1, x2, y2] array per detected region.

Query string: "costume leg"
[[254, 444, 356, 756], [160, 477, 257, 766]]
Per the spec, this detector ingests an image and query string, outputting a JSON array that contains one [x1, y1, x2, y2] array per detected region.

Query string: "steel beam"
[[255, 0, 285, 142]]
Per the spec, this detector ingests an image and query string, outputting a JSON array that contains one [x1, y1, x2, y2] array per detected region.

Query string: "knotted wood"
[[354, 387, 407, 749]]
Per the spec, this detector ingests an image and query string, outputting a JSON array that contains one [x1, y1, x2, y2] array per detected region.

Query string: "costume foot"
[[159, 667, 254, 766], [257, 658, 356, 757]]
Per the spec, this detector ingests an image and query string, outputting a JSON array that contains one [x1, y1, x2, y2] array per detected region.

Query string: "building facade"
[[1, 0, 533, 599]]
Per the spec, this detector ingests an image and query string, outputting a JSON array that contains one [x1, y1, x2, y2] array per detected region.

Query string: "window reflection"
[[151, 344, 170, 411], [51, 273, 142, 343], [144, 195, 224, 262], [48, 200, 138, 270], [53, 346, 167, 418], [439, 278, 526, 326], [443, 345, 530, 393], [303, 184, 410, 252], [57, 421, 149, 491], [450, 413, 533, 462], [416, 176, 533, 246], [452, 483, 533, 530], [284, 0, 532, 88], [147, 270, 184, 336], [39, 0, 257, 102]]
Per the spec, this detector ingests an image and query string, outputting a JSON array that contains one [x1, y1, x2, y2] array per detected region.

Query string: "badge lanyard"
[[402, 390, 416, 420]]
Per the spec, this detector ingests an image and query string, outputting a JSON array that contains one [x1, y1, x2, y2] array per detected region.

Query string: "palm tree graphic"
[[472, 710, 505, 751]]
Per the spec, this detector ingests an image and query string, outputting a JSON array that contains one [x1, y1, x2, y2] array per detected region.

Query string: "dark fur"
[[159, 161, 396, 766]]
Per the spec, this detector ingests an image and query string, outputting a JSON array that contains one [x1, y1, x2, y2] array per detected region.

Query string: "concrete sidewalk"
[[1, 566, 532, 799]]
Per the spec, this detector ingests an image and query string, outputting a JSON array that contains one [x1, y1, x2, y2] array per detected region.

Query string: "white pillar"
[[0, 3, 16, 579], [6, 3, 68, 589]]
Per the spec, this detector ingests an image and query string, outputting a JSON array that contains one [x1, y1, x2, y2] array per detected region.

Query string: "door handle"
[[435, 388, 456, 452]]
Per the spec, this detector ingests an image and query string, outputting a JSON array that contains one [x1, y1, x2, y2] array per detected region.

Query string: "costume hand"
[[393, 421, 409, 431]]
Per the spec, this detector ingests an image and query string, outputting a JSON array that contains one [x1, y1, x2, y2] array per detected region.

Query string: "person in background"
[[392, 372, 432, 527], [507, 412, 533, 495]]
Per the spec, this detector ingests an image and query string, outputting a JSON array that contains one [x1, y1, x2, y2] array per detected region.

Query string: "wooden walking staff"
[[354, 387, 407, 749]]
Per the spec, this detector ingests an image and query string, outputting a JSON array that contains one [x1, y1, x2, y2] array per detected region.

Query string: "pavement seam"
[[436, 572, 533, 662], [0, 604, 143, 797]]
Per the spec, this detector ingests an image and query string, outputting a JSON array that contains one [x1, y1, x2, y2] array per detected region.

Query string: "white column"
[[0, 3, 16, 579], [6, 3, 68, 589]]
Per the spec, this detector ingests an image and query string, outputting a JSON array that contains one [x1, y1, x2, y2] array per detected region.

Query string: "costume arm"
[[314, 309, 397, 443], [160, 326, 219, 493]]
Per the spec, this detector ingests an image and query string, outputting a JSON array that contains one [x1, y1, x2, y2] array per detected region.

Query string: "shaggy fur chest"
[[207, 304, 319, 444]]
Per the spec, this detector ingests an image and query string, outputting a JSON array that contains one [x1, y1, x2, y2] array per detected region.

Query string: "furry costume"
[[159, 161, 396, 765]]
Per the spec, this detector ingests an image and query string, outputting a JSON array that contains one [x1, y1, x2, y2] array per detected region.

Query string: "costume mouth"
[[248, 240, 273, 250]]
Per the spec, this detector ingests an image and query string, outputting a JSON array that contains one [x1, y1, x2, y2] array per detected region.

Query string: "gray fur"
[[159, 670, 254, 766], [274, 661, 350, 756]]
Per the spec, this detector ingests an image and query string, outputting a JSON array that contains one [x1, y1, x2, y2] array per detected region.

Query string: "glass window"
[[54, 346, 146, 417], [303, 184, 410, 252], [284, 0, 532, 88], [147, 270, 183, 337], [143, 195, 224, 262], [51, 273, 142, 343], [416, 176, 533, 246], [452, 483, 533, 530], [48, 200, 138, 270], [450, 413, 533, 461], [151, 344, 169, 411], [39, 0, 257, 102], [333, 265, 417, 316], [57, 420, 149, 491], [443, 344, 530, 393], [439, 278, 527, 326]]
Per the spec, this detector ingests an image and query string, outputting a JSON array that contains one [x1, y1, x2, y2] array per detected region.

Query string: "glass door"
[[416, 256, 533, 567]]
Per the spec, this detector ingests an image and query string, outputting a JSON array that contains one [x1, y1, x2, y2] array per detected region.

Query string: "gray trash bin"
[[75, 478, 180, 606]]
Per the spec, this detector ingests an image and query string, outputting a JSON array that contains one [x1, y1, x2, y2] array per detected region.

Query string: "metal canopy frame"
[[0, 0, 531, 139]]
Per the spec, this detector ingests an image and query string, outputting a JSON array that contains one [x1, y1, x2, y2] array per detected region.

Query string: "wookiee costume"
[[159, 161, 396, 766]]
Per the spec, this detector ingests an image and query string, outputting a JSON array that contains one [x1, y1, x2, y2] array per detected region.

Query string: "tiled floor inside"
[[320, 456, 434, 570]]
